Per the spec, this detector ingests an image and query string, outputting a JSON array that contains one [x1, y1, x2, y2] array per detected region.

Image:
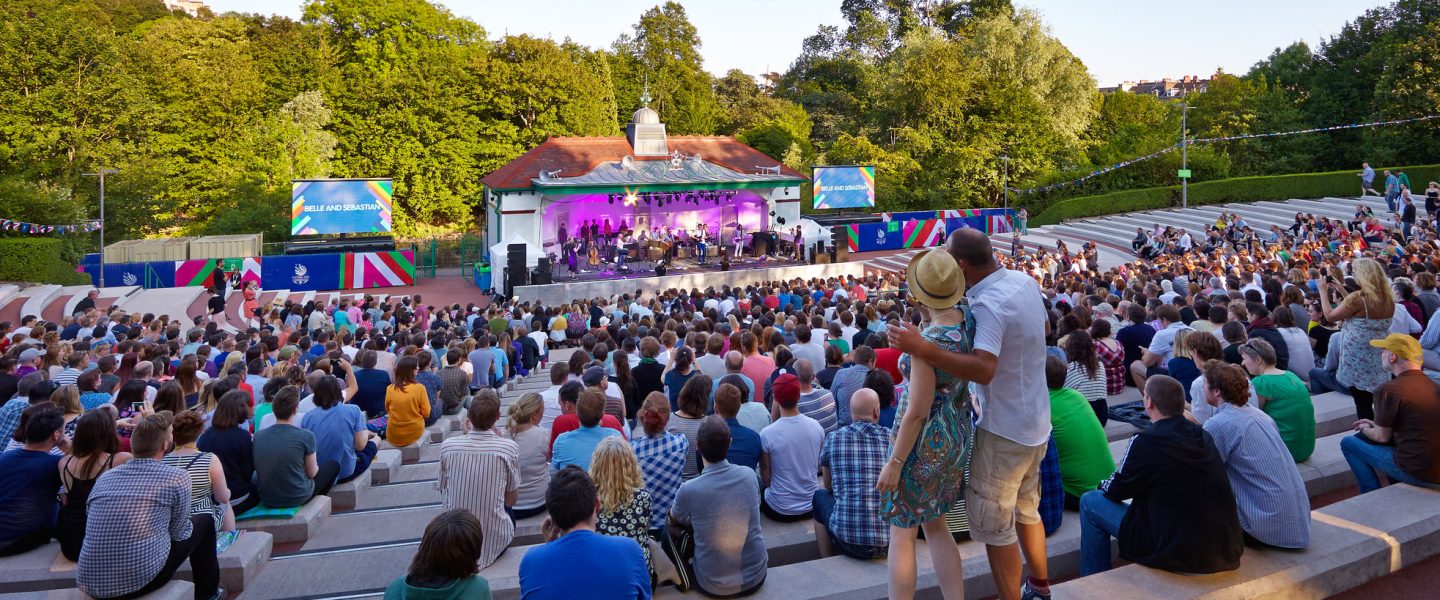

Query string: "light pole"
[[1181, 102, 1189, 209], [999, 155, 1010, 211], [83, 167, 118, 288]]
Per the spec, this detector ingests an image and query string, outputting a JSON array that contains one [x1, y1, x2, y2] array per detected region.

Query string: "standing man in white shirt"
[[889, 229, 1053, 600]]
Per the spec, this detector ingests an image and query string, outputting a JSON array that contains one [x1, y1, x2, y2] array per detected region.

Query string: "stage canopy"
[[481, 101, 807, 259]]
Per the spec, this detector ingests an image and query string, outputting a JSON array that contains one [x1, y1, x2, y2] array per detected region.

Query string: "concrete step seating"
[[0, 529, 272, 596], [1052, 484, 1440, 599], [0, 581, 194, 600]]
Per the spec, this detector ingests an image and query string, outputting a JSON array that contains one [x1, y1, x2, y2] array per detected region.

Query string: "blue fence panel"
[[261, 254, 341, 292], [854, 222, 904, 253]]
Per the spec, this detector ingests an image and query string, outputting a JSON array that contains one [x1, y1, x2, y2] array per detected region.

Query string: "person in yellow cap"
[[1341, 334, 1440, 493]]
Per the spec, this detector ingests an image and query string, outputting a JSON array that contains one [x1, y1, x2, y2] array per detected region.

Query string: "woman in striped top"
[[667, 375, 712, 480], [161, 411, 234, 532], [1064, 330, 1110, 426]]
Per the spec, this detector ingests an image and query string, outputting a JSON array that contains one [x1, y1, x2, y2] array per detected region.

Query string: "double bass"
[[588, 241, 600, 267]]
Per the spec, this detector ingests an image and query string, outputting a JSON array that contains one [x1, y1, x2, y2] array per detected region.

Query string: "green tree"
[[482, 35, 620, 147], [305, 0, 490, 235], [609, 2, 720, 134]]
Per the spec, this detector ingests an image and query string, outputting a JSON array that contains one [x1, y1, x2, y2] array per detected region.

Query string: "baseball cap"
[[1369, 333, 1423, 362], [18, 348, 42, 363], [278, 345, 299, 360], [582, 366, 607, 387]]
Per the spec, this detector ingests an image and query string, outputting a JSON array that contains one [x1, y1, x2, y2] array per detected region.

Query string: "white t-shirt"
[[539, 385, 563, 430], [1147, 322, 1193, 364], [759, 414, 824, 515], [259, 396, 316, 431], [968, 267, 1052, 447]]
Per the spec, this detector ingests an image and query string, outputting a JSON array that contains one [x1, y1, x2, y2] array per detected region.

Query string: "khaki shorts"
[[964, 427, 1047, 546]]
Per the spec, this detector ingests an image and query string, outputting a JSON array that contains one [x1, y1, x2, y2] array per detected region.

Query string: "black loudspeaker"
[[655, 265, 666, 277], [503, 267, 516, 298], [507, 251, 526, 289], [832, 226, 850, 263], [537, 257, 550, 273], [530, 269, 551, 285], [811, 241, 825, 265], [507, 243, 526, 254]]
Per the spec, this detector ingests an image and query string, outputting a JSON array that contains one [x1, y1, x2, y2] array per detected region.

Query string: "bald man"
[[813, 387, 890, 559]]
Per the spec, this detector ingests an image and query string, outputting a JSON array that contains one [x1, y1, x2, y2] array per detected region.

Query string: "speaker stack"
[[531, 256, 552, 285], [506, 243, 527, 297], [831, 226, 850, 263]]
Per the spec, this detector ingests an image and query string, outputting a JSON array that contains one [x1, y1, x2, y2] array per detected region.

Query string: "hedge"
[[0, 238, 92, 285], [1029, 164, 1440, 226]]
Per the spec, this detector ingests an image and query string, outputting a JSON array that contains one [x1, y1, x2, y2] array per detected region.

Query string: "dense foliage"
[[0, 0, 1435, 242]]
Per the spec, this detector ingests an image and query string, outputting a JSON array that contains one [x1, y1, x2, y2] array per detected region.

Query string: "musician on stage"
[[792, 226, 804, 261], [564, 239, 579, 279], [589, 221, 600, 242], [558, 222, 568, 247], [696, 231, 709, 265], [603, 219, 613, 241], [733, 224, 746, 259]]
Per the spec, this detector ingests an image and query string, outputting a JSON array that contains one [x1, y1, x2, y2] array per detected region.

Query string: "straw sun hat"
[[906, 249, 967, 309]]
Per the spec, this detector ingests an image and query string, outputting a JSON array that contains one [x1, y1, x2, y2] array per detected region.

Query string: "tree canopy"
[[2, 0, 1437, 242]]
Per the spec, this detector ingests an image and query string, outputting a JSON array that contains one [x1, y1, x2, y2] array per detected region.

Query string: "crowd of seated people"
[[7, 196, 1440, 599]]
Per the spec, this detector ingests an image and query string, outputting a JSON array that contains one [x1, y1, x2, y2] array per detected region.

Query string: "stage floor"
[[513, 254, 865, 305], [548, 252, 806, 285]]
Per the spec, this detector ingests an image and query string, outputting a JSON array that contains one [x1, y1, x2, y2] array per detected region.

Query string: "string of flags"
[[0, 217, 101, 235], [1009, 113, 1440, 195]]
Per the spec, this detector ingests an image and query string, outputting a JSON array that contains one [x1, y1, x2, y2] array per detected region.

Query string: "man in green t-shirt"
[[1046, 356, 1117, 508]]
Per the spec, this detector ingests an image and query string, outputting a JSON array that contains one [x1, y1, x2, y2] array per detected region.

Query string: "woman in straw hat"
[[877, 248, 974, 600]]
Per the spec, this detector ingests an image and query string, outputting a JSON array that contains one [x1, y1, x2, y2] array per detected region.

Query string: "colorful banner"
[[174, 259, 221, 287], [260, 254, 340, 292], [987, 214, 1013, 234], [341, 250, 415, 288], [844, 225, 859, 253], [940, 209, 983, 219], [902, 219, 945, 249], [238, 257, 262, 287]]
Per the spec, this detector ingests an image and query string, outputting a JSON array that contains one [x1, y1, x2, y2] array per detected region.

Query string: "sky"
[[204, 0, 1386, 85]]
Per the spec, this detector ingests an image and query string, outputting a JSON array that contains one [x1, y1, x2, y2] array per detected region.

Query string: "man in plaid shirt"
[[77, 413, 223, 600], [814, 388, 891, 559]]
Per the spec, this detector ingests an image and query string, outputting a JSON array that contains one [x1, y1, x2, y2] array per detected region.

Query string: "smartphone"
[[131, 402, 144, 412]]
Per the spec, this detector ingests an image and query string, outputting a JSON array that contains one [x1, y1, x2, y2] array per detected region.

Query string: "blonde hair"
[[505, 393, 543, 437], [1351, 258, 1395, 309], [221, 352, 245, 378], [589, 436, 645, 516], [1172, 329, 1193, 360], [51, 384, 83, 415]]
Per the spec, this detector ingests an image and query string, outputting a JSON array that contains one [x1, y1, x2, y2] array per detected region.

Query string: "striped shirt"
[[438, 430, 520, 568], [1064, 362, 1107, 403], [1202, 403, 1311, 548], [632, 431, 689, 530], [77, 459, 193, 599], [798, 387, 838, 433]]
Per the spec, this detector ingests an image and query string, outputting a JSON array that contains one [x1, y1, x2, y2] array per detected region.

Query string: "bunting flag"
[[0, 218, 101, 235], [1010, 113, 1440, 195], [341, 251, 415, 288]]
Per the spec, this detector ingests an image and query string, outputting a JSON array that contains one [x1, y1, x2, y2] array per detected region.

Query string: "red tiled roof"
[[481, 136, 805, 190]]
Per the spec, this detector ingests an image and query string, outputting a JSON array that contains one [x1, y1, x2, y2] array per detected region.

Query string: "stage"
[[512, 256, 866, 305]]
